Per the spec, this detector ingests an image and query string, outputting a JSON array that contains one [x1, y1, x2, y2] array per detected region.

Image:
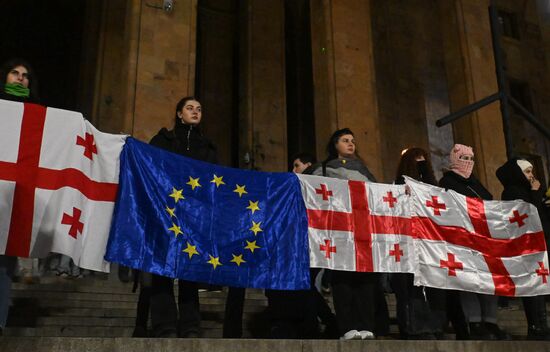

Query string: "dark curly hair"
[[0, 58, 40, 102], [395, 147, 436, 184]]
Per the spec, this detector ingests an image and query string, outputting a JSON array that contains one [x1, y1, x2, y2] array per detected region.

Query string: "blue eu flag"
[[105, 138, 310, 290]]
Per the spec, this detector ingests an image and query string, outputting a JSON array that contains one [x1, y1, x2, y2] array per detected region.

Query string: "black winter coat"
[[439, 171, 493, 200], [496, 158, 550, 239], [149, 122, 217, 164]]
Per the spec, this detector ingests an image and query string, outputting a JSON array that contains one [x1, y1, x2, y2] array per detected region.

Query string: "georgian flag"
[[297, 174, 414, 273], [0, 100, 126, 272], [406, 176, 550, 297]]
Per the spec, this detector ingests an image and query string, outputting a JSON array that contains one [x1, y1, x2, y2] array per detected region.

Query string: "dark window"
[[498, 10, 520, 40], [509, 80, 533, 114]]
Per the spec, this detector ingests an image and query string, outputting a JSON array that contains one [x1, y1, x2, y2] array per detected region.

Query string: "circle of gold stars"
[[164, 174, 266, 271]]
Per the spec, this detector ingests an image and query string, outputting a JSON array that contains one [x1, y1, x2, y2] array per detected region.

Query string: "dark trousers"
[[331, 270, 377, 335], [523, 295, 549, 329], [391, 273, 446, 337], [150, 275, 200, 337], [223, 287, 246, 338], [265, 288, 319, 339], [135, 286, 152, 329]]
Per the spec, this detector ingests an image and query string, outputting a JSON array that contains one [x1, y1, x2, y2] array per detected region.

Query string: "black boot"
[[469, 322, 497, 340], [485, 322, 511, 340], [524, 296, 550, 340]]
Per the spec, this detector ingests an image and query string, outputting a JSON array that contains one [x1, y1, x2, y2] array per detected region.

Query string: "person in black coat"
[[146, 96, 217, 338], [496, 158, 550, 340], [392, 147, 446, 339], [439, 144, 508, 340]]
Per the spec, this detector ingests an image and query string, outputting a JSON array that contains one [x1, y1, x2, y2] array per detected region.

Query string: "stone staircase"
[[2, 272, 550, 352]]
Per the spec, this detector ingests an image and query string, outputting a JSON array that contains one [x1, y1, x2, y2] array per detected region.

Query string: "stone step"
[[0, 337, 546, 352]]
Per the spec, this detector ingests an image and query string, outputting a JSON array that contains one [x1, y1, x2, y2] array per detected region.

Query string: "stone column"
[[238, 0, 287, 171], [93, 0, 197, 141], [439, 0, 507, 196], [310, 0, 383, 179]]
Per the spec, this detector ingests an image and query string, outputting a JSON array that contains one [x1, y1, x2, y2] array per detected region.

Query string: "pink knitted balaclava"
[[449, 144, 474, 179]]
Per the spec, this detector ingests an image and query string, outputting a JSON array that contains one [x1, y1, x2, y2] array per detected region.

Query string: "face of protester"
[[335, 134, 356, 159], [292, 158, 311, 174], [6, 65, 29, 88], [523, 166, 535, 182], [177, 100, 202, 125]]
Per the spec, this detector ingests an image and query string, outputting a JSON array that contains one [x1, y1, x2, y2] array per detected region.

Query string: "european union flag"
[[105, 138, 310, 290]]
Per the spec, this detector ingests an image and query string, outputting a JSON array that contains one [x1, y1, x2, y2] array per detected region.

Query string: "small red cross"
[[536, 261, 549, 284], [383, 191, 397, 208], [389, 243, 403, 262], [440, 253, 463, 276], [319, 239, 337, 258], [509, 210, 528, 228], [61, 207, 84, 238], [76, 133, 98, 160], [426, 196, 446, 216], [315, 184, 333, 201]]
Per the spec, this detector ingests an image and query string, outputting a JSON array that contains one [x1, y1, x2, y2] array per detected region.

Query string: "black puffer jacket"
[[496, 159, 550, 239], [149, 122, 217, 164], [439, 171, 492, 200]]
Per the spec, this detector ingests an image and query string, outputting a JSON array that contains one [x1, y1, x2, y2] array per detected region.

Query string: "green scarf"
[[4, 83, 30, 98]]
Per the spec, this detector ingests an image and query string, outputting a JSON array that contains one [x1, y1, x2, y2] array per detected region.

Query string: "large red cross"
[[440, 253, 463, 276], [509, 210, 528, 228], [0, 103, 118, 257], [415, 196, 547, 296], [383, 192, 397, 208], [389, 243, 403, 262], [315, 184, 333, 201], [320, 239, 337, 259], [307, 180, 410, 271]]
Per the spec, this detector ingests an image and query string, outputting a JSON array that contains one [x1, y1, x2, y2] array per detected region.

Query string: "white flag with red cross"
[[0, 100, 126, 272], [406, 176, 550, 297], [297, 174, 414, 273]]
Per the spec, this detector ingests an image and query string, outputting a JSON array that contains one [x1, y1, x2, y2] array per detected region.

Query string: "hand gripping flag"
[[0, 100, 126, 272], [297, 174, 414, 273], [105, 138, 310, 290], [406, 177, 550, 297]]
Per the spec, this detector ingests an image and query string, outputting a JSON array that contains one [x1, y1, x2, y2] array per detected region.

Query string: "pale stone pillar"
[[238, 0, 287, 171], [439, 0, 507, 196], [310, 0, 383, 179], [94, 0, 197, 141]]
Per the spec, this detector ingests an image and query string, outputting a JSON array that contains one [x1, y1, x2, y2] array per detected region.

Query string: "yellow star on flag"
[[182, 242, 199, 259], [230, 254, 246, 266], [233, 184, 248, 198], [165, 206, 176, 218], [207, 255, 222, 269], [250, 221, 263, 236], [211, 174, 226, 188], [168, 223, 183, 237], [186, 176, 202, 190], [245, 240, 260, 253], [246, 200, 260, 214], [169, 187, 185, 203]]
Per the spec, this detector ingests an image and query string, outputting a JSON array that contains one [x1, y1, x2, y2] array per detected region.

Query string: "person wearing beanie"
[[439, 144, 509, 340], [496, 158, 550, 340]]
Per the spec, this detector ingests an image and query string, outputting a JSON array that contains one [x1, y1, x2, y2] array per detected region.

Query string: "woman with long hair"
[[312, 128, 388, 340]]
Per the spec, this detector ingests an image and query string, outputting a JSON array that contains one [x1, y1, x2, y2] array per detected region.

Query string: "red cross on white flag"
[[297, 174, 414, 273], [406, 176, 550, 297], [0, 100, 126, 272]]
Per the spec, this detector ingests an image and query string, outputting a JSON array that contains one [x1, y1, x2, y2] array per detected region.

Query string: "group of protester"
[[1, 59, 549, 341]]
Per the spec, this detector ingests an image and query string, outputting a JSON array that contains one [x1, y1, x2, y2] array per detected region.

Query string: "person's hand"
[[531, 178, 541, 191]]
